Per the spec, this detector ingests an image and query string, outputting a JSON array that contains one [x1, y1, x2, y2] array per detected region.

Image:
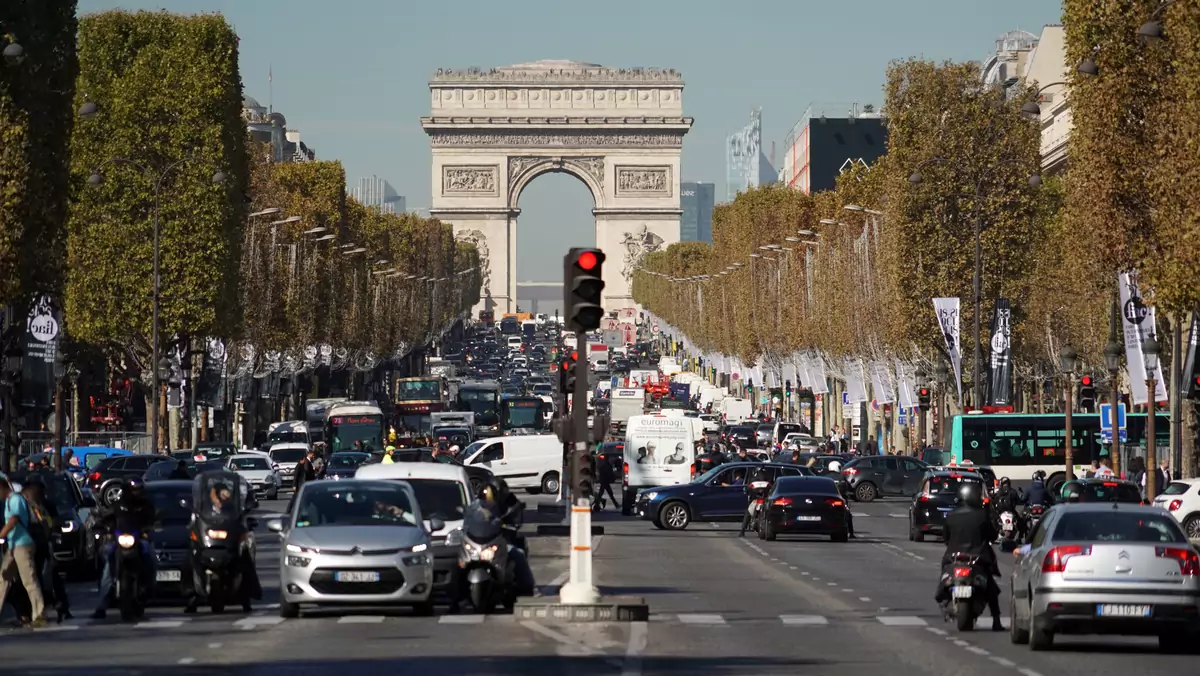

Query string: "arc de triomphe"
[[421, 60, 693, 316]]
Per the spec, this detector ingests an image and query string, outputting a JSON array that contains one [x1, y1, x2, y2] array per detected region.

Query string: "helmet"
[[956, 481, 984, 509], [1032, 470, 1047, 482], [1060, 481, 1083, 503], [1000, 477, 1011, 488], [122, 477, 145, 501], [828, 460, 842, 473]]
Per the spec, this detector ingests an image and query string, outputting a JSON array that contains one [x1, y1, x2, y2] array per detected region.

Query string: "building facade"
[[243, 95, 316, 163], [680, 181, 715, 242], [1022, 25, 1070, 175], [352, 176, 406, 214], [780, 103, 887, 194], [725, 109, 778, 202], [981, 29, 1040, 94]]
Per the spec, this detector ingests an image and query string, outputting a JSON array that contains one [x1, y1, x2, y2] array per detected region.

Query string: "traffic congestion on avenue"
[[4, 1, 1200, 674]]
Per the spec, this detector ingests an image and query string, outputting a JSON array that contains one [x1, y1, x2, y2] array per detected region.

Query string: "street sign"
[[870, 399, 880, 412], [898, 409, 908, 426], [1099, 402, 1128, 444], [842, 392, 849, 406]]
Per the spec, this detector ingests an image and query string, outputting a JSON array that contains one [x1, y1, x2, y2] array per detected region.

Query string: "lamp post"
[[1059, 346, 1078, 481], [1104, 339, 1123, 476], [1136, 0, 1180, 42], [89, 158, 227, 452], [935, 361, 950, 447], [1143, 336, 1161, 498], [909, 158, 1041, 410]]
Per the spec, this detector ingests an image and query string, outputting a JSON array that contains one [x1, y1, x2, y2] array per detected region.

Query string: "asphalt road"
[[3, 492, 1197, 675]]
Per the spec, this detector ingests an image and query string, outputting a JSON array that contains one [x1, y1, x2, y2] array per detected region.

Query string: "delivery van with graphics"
[[621, 414, 699, 514]]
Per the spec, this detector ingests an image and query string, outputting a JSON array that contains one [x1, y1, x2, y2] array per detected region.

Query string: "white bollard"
[[559, 496, 599, 604]]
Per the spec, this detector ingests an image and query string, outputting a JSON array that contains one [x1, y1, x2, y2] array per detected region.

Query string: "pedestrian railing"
[[17, 430, 156, 457]]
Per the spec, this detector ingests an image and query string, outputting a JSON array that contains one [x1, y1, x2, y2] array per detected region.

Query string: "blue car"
[[635, 461, 814, 530]]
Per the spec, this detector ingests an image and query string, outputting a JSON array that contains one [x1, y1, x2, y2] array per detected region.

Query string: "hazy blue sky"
[[78, 0, 1062, 281]]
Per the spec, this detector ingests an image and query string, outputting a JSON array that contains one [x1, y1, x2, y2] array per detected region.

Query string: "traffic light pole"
[[560, 329, 599, 605]]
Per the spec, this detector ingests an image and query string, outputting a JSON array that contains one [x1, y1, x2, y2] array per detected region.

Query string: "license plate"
[[938, 507, 953, 512], [156, 570, 181, 582], [335, 571, 380, 583], [1096, 604, 1152, 617], [796, 516, 821, 521], [952, 585, 973, 599]]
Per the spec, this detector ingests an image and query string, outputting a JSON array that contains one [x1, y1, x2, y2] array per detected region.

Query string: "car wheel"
[[278, 600, 300, 619], [1009, 596, 1029, 645], [651, 517, 664, 530], [102, 483, 123, 505], [540, 472, 560, 495], [1182, 514, 1200, 540], [270, 489, 279, 500], [659, 501, 691, 530], [1028, 603, 1054, 650], [762, 520, 776, 541], [911, 521, 925, 542], [854, 482, 877, 502]]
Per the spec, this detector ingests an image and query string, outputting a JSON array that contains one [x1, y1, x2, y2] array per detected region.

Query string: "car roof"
[[229, 453, 271, 461], [146, 480, 196, 490], [1070, 477, 1136, 485], [268, 443, 309, 451], [774, 476, 839, 488], [1049, 502, 1163, 515], [355, 461, 469, 484]]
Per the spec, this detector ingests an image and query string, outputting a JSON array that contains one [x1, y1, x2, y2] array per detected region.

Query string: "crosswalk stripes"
[[439, 614, 485, 624], [337, 615, 385, 624], [780, 614, 828, 626], [677, 613, 726, 625]]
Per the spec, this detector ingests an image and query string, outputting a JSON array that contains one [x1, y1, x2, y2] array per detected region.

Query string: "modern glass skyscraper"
[[680, 182, 715, 242], [725, 109, 778, 202], [352, 176, 405, 214]]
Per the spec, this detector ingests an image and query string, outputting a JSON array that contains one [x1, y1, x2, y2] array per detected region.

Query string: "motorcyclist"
[[167, 460, 192, 480], [184, 480, 262, 614], [738, 466, 772, 537], [92, 477, 157, 619], [936, 481, 1003, 631], [1023, 470, 1051, 508], [455, 479, 534, 609], [991, 477, 1024, 541]]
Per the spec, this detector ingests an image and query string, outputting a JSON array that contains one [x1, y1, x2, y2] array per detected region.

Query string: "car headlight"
[[444, 529, 464, 547], [643, 491, 659, 501], [402, 554, 430, 566], [60, 521, 77, 533], [286, 543, 318, 554], [117, 533, 136, 549], [286, 555, 311, 567], [411, 543, 428, 553]]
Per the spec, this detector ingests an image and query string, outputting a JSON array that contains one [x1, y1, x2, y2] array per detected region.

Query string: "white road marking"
[[234, 616, 286, 629], [889, 513, 906, 518], [621, 621, 648, 676], [876, 615, 927, 627], [136, 620, 186, 628], [841, 589, 854, 593], [952, 639, 971, 647], [208, 643, 223, 649], [780, 614, 828, 625], [1017, 669, 1046, 676], [708, 522, 719, 527], [966, 646, 990, 656], [677, 613, 725, 625], [800, 571, 811, 576], [788, 566, 798, 570], [178, 658, 196, 665], [925, 627, 947, 636], [521, 621, 604, 656], [439, 614, 485, 624], [858, 597, 871, 602], [826, 582, 837, 586], [990, 656, 1017, 667], [31, 624, 80, 632], [337, 615, 384, 624]]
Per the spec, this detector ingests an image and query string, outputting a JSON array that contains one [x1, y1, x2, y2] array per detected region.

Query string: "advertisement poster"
[[623, 416, 695, 488]]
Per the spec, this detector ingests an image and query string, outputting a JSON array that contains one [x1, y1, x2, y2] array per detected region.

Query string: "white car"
[[269, 443, 310, 489], [1153, 478, 1200, 539], [227, 453, 282, 500]]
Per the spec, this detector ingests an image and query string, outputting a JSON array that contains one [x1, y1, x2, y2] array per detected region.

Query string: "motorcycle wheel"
[[955, 600, 975, 631], [470, 581, 495, 614], [119, 571, 139, 622], [210, 577, 225, 614]]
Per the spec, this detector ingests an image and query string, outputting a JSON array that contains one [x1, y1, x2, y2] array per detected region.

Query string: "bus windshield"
[[457, 389, 499, 425], [502, 398, 545, 429], [397, 379, 441, 401], [327, 414, 384, 452]]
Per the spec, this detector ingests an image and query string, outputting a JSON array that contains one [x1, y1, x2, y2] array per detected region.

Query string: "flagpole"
[[268, 65, 273, 114]]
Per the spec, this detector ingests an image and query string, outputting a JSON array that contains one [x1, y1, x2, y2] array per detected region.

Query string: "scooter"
[[998, 510, 1018, 552], [457, 526, 519, 614], [939, 552, 991, 632], [112, 530, 148, 622]]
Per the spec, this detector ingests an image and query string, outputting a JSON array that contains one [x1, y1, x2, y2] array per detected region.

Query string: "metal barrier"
[[17, 430, 155, 457]]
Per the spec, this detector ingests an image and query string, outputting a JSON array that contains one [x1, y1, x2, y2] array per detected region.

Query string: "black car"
[[17, 471, 100, 577], [1059, 478, 1142, 503], [725, 425, 756, 448], [144, 480, 197, 599], [325, 451, 372, 479], [758, 476, 851, 542], [635, 462, 815, 530], [908, 470, 986, 542], [87, 454, 175, 505], [145, 459, 225, 482], [840, 455, 929, 502]]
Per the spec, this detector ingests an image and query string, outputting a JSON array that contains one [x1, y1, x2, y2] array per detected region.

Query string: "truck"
[[394, 375, 447, 432], [430, 411, 475, 449], [610, 388, 646, 429], [587, 342, 610, 374]]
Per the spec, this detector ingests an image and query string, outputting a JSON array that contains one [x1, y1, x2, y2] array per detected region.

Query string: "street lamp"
[[2, 41, 24, 66], [909, 157, 1041, 410], [89, 158, 226, 451], [1059, 346, 1078, 480], [1104, 339, 1123, 475], [1143, 335, 1161, 497], [1020, 81, 1068, 117], [78, 100, 99, 119], [250, 208, 281, 218], [1137, 0, 1179, 42]]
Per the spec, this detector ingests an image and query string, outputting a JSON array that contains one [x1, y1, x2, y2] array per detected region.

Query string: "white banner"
[[933, 297, 963, 405], [1118, 272, 1168, 405], [870, 361, 895, 404], [809, 355, 829, 395], [845, 358, 869, 404], [896, 359, 917, 410]]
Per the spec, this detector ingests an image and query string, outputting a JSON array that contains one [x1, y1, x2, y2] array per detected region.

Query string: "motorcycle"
[[112, 528, 149, 622], [1025, 504, 1046, 542], [998, 510, 1018, 552], [939, 552, 991, 631], [188, 470, 257, 613], [454, 503, 521, 614]]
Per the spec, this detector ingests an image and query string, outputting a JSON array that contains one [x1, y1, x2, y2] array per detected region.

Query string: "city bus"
[[932, 412, 1169, 487], [325, 401, 385, 453]]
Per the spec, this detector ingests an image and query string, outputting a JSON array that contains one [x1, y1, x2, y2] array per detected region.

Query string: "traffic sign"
[[842, 392, 850, 406], [898, 409, 908, 426], [871, 399, 880, 412], [1099, 402, 1128, 444]]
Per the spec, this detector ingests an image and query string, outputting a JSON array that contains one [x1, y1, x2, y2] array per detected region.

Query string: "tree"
[[0, 0, 77, 310], [66, 10, 248, 368]]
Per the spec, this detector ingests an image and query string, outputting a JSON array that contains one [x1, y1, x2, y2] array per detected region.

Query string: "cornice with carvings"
[[430, 67, 683, 85], [421, 116, 693, 127]]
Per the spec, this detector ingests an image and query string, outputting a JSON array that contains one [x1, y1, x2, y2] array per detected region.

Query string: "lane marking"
[[621, 621, 647, 676], [925, 627, 947, 636], [521, 620, 603, 657], [208, 643, 223, 649], [233, 616, 286, 629], [439, 614, 485, 624], [966, 646, 989, 656], [677, 613, 725, 625], [888, 513, 906, 518], [178, 658, 196, 665], [708, 522, 719, 527], [990, 656, 1017, 667], [826, 582, 837, 586], [1017, 669, 1046, 676], [337, 615, 384, 624], [32, 624, 80, 633], [800, 571, 810, 576], [859, 597, 872, 602], [136, 620, 185, 628], [876, 615, 927, 627], [788, 566, 797, 570], [780, 614, 828, 625], [841, 589, 854, 593]]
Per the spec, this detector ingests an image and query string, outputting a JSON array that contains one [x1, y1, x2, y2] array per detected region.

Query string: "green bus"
[[926, 412, 1169, 485]]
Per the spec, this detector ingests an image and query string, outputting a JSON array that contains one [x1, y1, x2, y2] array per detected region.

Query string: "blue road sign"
[[898, 409, 908, 426], [842, 392, 850, 406], [1099, 403, 1128, 444]]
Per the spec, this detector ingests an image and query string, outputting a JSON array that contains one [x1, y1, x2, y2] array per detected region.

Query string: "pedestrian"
[[0, 475, 47, 627], [293, 450, 316, 493], [593, 454, 618, 511], [1084, 460, 1099, 479], [1094, 457, 1114, 478], [19, 481, 70, 622]]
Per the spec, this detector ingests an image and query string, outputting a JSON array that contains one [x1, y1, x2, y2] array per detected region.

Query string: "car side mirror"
[[426, 518, 445, 533], [265, 517, 284, 533]]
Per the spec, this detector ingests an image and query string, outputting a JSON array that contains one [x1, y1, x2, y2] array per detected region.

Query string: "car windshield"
[[268, 431, 307, 444], [404, 479, 467, 522], [293, 483, 418, 528], [1052, 511, 1186, 543], [39, 474, 80, 516], [270, 449, 306, 463], [147, 486, 193, 524], [329, 453, 369, 468], [230, 457, 270, 471]]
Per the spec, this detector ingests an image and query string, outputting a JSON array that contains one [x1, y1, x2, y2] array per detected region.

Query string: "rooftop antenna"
[[268, 64, 273, 114]]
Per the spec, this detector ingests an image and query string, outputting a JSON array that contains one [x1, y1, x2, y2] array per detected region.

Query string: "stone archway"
[[421, 60, 693, 315]]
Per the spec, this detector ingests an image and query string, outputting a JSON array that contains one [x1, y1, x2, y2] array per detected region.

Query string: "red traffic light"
[[918, 388, 930, 396], [577, 250, 599, 271], [569, 350, 578, 361], [1081, 376, 1093, 387]]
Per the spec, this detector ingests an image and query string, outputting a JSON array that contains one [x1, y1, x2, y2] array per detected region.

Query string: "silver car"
[[1009, 503, 1200, 652], [266, 479, 441, 618]]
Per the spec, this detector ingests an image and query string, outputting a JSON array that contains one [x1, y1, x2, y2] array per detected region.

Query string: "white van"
[[460, 434, 562, 494], [268, 443, 310, 488], [506, 335, 523, 349], [622, 414, 699, 510]]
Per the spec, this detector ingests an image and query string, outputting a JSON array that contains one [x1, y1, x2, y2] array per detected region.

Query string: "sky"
[[78, 0, 1063, 282]]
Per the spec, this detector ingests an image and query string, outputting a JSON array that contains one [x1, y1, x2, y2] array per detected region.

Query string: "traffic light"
[[917, 387, 931, 408], [1079, 375, 1096, 413], [571, 450, 595, 499], [563, 248, 606, 332], [561, 351, 579, 393], [785, 380, 793, 398]]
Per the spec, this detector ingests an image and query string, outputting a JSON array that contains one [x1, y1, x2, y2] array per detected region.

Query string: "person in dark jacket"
[[593, 454, 618, 511], [1023, 470, 1051, 508], [293, 450, 316, 493], [738, 466, 772, 537], [91, 478, 157, 619], [936, 481, 1003, 630], [167, 460, 192, 480]]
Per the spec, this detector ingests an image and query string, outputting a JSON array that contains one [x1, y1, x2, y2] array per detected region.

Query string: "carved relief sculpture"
[[430, 132, 684, 148], [442, 166, 498, 194], [507, 155, 604, 198], [616, 166, 671, 195], [621, 225, 665, 283], [455, 229, 491, 293]]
